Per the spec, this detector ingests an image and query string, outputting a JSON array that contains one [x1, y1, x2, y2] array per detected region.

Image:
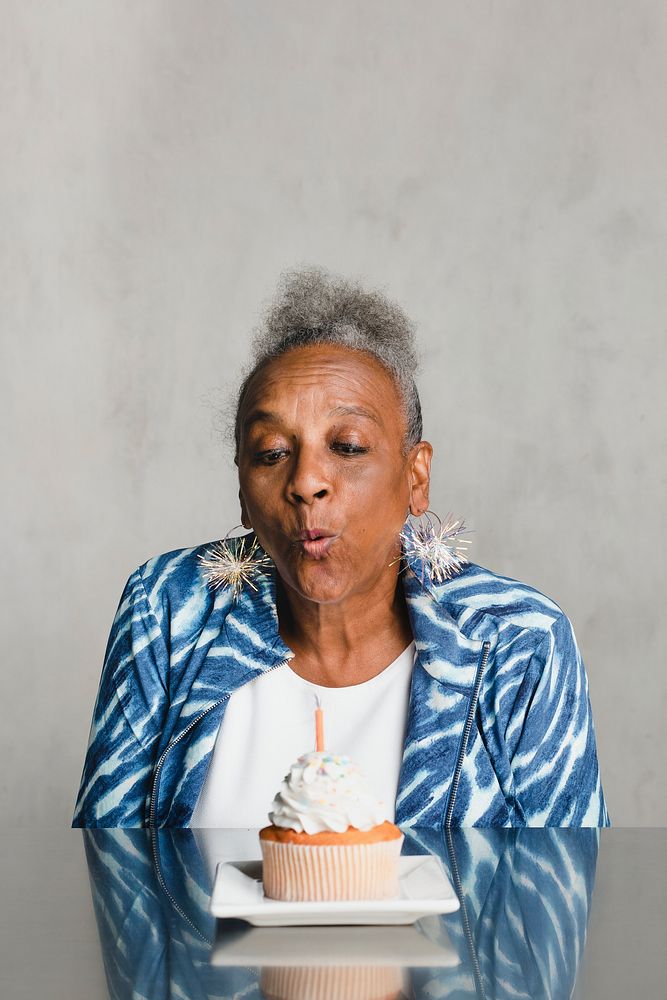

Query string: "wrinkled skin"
[[236, 344, 432, 685]]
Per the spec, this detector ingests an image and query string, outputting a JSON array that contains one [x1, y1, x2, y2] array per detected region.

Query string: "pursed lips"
[[295, 528, 338, 559]]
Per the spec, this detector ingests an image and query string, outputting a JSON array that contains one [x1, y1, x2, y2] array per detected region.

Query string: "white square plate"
[[211, 923, 460, 967], [210, 856, 460, 926]]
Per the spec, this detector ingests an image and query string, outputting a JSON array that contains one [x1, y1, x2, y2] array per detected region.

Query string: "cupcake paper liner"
[[260, 837, 404, 901], [260, 963, 405, 1000]]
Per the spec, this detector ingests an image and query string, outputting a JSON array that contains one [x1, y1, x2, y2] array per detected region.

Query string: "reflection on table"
[[83, 826, 599, 1000]]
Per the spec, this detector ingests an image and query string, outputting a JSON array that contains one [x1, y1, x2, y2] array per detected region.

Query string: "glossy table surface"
[[1, 827, 665, 999]]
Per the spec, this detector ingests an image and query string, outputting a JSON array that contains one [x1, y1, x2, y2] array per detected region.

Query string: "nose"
[[286, 445, 331, 506]]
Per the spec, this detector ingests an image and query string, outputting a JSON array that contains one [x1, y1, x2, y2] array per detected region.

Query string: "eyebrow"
[[242, 409, 281, 431], [329, 405, 382, 426], [243, 405, 382, 430]]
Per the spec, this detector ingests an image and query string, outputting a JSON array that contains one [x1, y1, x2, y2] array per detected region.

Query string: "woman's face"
[[237, 344, 431, 605]]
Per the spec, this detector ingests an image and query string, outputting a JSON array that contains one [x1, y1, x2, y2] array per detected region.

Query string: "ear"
[[239, 489, 252, 530], [408, 441, 433, 517]]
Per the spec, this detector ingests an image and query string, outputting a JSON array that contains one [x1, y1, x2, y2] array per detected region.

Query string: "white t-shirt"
[[190, 642, 416, 828]]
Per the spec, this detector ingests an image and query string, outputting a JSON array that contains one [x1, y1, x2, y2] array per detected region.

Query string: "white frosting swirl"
[[268, 751, 388, 834]]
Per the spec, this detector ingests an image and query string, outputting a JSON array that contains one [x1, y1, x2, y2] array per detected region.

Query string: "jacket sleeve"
[[72, 569, 169, 827], [509, 612, 610, 826]]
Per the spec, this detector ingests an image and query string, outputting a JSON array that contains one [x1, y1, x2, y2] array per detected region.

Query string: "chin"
[[289, 561, 352, 605]]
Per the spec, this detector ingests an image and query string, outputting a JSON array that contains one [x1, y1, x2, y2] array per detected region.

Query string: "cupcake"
[[259, 751, 404, 901], [260, 963, 405, 1000]]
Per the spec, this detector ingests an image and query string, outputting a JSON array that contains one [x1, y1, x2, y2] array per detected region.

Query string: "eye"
[[255, 448, 289, 465], [331, 441, 369, 456]]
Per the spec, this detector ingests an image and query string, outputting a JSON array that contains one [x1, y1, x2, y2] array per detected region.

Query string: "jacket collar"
[[196, 521, 485, 697]]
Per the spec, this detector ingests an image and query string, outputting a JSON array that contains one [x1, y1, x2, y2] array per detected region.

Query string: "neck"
[[277, 569, 414, 687]]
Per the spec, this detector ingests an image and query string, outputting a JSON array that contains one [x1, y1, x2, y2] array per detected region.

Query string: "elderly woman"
[[73, 268, 609, 829]]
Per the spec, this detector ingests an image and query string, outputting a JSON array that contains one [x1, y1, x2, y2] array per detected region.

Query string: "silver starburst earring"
[[399, 509, 472, 585], [198, 526, 273, 600]]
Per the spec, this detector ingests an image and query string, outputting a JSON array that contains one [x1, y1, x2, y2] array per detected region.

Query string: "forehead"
[[240, 344, 403, 422]]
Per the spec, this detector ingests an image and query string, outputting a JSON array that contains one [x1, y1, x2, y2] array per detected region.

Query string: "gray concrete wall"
[[2, 0, 665, 825]]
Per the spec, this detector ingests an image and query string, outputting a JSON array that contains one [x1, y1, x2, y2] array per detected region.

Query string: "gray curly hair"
[[234, 267, 423, 458]]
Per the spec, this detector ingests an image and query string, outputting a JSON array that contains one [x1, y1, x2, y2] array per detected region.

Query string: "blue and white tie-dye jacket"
[[72, 529, 609, 828], [83, 827, 600, 1000]]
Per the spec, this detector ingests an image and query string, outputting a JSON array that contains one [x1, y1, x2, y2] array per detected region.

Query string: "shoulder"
[[436, 563, 587, 717], [124, 538, 236, 643], [440, 563, 563, 627], [432, 561, 578, 665], [135, 538, 218, 596]]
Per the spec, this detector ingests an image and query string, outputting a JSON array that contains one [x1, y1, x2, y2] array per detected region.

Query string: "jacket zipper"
[[442, 640, 491, 997], [150, 827, 212, 943], [149, 698, 228, 828], [444, 639, 491, 829], [446, 825, 488, 1000], [150, 827, 266, 981], [148, 659, 291, 828]]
